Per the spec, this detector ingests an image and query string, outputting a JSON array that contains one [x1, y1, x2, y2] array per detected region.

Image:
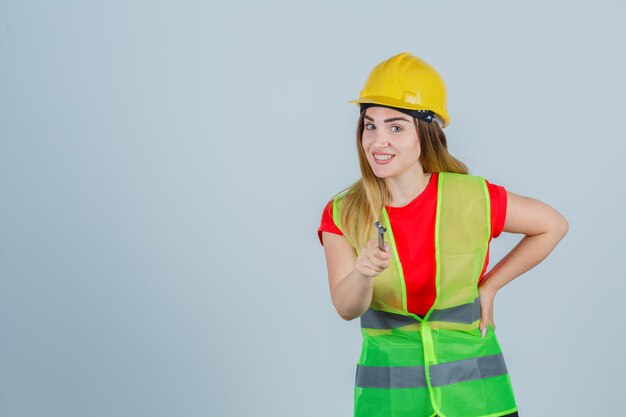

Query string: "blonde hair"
[[335, 108, 469, 249]]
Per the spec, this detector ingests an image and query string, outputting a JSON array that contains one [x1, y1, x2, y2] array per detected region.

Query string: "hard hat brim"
[[348, 97, 450, 128]]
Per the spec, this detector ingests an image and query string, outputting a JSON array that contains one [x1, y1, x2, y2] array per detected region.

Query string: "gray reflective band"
[[355, 364, 427, 388], [355, 353, 508, 389], [427, 296, 481, 324], [360, 308, 419, 329], [360, 297, 481, 329], [429, 353, 508, 387]]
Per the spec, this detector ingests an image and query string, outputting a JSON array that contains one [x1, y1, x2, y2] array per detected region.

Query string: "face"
[[361, 106, 422, 179]]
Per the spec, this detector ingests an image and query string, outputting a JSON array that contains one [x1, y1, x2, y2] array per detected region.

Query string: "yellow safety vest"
[[332, 171, 518, 417]]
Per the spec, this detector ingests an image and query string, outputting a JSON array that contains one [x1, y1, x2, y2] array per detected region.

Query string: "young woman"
[[317, 52, 568, 417]]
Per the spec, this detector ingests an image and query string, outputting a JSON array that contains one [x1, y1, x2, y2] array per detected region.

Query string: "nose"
[[373, 130, 390, 148]]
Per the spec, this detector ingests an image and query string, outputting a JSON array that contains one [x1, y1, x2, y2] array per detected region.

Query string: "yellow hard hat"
[[349, 52, 451, 128]]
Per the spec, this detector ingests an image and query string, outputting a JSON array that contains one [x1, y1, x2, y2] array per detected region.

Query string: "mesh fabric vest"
[[332, 172, 518, 417]]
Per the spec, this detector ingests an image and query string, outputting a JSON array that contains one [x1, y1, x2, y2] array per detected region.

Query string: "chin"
[[371, 169, 394, 179]]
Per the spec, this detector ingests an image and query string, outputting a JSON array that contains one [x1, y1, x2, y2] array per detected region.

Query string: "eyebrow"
[[363, 114, 412, 123]]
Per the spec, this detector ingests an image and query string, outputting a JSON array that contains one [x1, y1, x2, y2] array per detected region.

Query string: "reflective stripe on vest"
[[333, 172, 518, 417], [355, 352, 508, 388], [360, 296, 481, 329]]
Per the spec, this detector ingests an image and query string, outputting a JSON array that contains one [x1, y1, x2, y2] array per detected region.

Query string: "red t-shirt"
[[317, 172, 508, 317]]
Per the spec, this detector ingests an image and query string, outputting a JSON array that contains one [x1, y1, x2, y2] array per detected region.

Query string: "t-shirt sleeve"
[[485, 179, 508, 239], [317, 199, 344, 246]]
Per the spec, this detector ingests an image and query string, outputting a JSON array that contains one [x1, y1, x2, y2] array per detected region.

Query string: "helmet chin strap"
[[359, 103, 441, 128]]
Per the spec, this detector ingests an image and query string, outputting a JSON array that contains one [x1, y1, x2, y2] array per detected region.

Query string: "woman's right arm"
[[321, 232, 389, 321]]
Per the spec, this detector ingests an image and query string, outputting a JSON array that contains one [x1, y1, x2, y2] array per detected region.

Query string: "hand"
[[478, 284, 498, 338], [354, 238, 390, 278]]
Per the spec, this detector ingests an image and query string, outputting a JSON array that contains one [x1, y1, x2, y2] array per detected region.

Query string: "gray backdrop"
[[1, 1, 624, 416]]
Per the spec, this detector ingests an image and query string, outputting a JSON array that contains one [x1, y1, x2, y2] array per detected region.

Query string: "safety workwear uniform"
[[332, 172, 518, 417], [348, 52, 451, 128]]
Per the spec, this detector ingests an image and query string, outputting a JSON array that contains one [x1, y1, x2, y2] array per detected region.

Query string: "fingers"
[[478, 286, 498, 338], [366, 239, 390, 271], [355, 239, 392, 277], [366, 250, 389, 270], [479, 307, 493, 338], [480, 315, 495, 338]]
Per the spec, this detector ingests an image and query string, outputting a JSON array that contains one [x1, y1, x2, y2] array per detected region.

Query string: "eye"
[[364, 123, 375, 130], [390, 125, 402, 132]]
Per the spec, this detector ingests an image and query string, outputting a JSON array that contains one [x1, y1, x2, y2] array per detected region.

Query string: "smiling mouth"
[[373, 154, 396, 161]]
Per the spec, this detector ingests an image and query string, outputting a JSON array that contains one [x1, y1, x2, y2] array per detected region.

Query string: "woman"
[[317, 52, 568, 417]]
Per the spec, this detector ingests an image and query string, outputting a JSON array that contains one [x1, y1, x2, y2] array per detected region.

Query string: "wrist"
[[353, 267, 373, 280], [479, 280, 499, 295]]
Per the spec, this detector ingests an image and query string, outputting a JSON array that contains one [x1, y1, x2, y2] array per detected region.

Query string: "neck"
[[386, 165, 432, 207]]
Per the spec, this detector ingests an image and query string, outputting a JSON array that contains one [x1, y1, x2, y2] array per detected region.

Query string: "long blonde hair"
[[335, 108, 469, 249]]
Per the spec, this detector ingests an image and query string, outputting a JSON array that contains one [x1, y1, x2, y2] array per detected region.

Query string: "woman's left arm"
[[478, 190, 569, 336]]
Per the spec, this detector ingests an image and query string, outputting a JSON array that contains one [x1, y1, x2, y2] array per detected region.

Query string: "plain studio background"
[[1, 1, 624, 416]]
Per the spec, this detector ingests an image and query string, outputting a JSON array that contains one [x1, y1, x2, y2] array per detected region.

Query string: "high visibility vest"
[[332, 171, 518, 417]]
